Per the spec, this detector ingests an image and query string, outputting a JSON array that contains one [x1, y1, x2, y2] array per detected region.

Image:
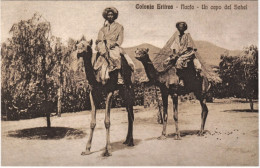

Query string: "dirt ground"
[[1, 98, 259, 166]]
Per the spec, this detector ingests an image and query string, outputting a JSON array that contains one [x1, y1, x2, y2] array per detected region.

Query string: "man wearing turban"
[[95, 7, 135, 77], [164, 22, 202, 86]]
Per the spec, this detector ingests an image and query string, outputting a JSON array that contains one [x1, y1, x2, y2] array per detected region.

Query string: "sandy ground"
[[1, 98, 259, 166]]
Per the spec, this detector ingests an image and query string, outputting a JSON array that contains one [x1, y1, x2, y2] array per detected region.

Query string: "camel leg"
[[158, 89, 168, 140], [198, 98, 208, 136], [124, 105, 134, 146], [123, 86, 134, 146], [171, 93, 181, 140], [81, 91, 97, 155], [102, 92, 113, 157]]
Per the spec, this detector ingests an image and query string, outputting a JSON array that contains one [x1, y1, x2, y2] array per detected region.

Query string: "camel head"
[[135, 48, 150, 62], [76, 38, 93, 59]]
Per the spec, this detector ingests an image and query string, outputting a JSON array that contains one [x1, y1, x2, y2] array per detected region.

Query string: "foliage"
[[1, 13, 57, 124], [2, 13, 257, 121], [1, 13, 145, 121], [218, 45, 258, 99]]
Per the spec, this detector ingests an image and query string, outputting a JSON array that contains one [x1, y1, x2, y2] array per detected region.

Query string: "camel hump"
[[159, 67, 179, 87]]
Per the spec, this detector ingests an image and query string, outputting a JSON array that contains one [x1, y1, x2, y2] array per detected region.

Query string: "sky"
[[1, 1, 258, 50]]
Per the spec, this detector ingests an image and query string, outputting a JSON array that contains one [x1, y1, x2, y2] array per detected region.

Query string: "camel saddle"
[[93, 42, 135, 85]]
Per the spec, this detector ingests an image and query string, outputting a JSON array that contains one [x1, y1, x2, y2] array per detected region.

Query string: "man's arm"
[[116, 26, 124, 46], [96, 29, 104, 45], [186, 33, 197, 51]]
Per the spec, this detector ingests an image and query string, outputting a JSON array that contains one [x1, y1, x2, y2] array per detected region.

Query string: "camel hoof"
[[124, 138, 134, 146], [102, 150, 112, 157], [128, 138, 134, 146], [123, 140, 129, 145], [81, 150, 92, 156], [198, 131, 205, 136], [158, 135, 167, 140], [127, 140, 134, 147], [174, 135, 182, 140], [127, 142, 134, 147]]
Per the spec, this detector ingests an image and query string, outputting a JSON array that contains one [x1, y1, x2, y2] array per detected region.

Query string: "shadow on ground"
[[7, 127, 87, 140], [167, 130, 210, 137], [145, 130, 210, 141], [110, 139, 142, 152], [87, 139, 142, 156], [135, 116, 190, 126], [223, 109, 258, 113]]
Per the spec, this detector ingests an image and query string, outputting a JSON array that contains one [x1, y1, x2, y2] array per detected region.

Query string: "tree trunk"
[[47, 110, 51, 128], [57, 87, 62, 117], [249, 98, 254, 112], [44, 85, 51, 128], [57, 57, 63, 117], [42, 53, 51, 128], [5, 101, 8, 121]]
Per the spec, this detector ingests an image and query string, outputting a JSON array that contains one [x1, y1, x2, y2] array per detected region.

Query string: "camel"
[[135, 48, 210, 140], [76, 39, 134, 156]]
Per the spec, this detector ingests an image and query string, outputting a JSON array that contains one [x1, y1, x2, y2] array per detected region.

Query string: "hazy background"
[[1, 1, 258, 50]]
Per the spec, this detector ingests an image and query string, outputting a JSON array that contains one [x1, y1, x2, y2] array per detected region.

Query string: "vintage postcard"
[[1, 0, 258, 166]]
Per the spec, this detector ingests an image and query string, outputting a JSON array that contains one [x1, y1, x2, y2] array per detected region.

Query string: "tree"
[[219, 45, 258, 110], [51, 37, 76, 116], [219, 54, 240, 97], [5, 13, 57, 127], [239, 45, 258, 110]]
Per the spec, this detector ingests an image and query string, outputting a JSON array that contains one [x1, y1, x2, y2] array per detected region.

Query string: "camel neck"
[[81, 50, 97, 86], [141, 58, 158, 83]]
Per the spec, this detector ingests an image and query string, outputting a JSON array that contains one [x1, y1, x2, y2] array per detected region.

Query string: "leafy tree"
[[2, 13, 58, 126], [219, 55, 240, 97], [219, 45, 258, 110], [238, 45, 258, 110]]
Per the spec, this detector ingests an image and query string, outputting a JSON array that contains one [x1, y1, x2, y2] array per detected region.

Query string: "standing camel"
[[135, 48, 210, 140], [76, 39, 134, 156]]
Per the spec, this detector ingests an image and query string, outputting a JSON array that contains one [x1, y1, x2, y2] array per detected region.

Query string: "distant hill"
[[124, 41, 242, 69], [124, 41, 241, 82], [195, 41, 241, 66]]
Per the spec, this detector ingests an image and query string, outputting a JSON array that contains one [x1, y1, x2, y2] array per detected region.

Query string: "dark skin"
[[107, 11, 115, 24], [95, 11, 118, 49], [175, 23, 193, 56], [177, 23, 186, 35], [107, 11, 118, 49]]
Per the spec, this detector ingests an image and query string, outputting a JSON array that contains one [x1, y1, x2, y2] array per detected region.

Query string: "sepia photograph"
[[1, 0, 258, 166]]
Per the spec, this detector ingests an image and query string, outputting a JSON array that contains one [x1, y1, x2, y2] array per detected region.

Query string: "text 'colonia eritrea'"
[[135, 4, 248, 10]]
